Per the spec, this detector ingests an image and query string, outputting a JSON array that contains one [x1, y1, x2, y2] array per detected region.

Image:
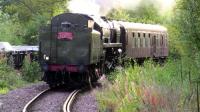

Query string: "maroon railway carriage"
[[121, 22, 168, 60]]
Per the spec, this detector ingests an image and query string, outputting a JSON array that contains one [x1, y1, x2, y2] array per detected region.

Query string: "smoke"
[[68, 0, 100, 15], [67, 0, 142, 15], [159, 0, 176, 14], [67, 0, 176, 16]]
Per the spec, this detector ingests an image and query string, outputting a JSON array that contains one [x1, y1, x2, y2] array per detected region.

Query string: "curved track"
[[63, 90, 80, 112], [22, 88, 50, 112]]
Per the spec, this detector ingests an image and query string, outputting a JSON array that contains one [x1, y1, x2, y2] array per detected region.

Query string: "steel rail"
[[63, 90, 80, 112], [22, 88, 50, 112]]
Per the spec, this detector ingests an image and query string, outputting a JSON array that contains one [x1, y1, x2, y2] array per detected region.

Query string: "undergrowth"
[[0, 56, 42, 94], [97, 58, 199, 112], [21, 56, 41, 82], [0, 59, 26, 94]]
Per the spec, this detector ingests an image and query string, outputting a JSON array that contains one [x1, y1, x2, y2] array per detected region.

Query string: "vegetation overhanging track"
[[22, 88, 50, 112], [63, 90, 80, 112]]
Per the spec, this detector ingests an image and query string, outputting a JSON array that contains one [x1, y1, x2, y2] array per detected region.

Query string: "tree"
[[0, 0, 68, 44], [176, 0, 200, 50], [107, 0, 161, 24]]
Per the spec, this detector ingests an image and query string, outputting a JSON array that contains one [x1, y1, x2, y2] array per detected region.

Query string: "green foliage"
[[176, 0, 200, 50], [107, 9, 131, 21], [21, 57, 41, 82], [0, 0, 67, 94], [1, 0, 67, 21], [0, 87, 9, 95], [107, 0, 162, 24], [0, 0, 68, 44], [100, 1, 200, 111], [0, 56, 42, 94], [22, 15, 49, 44], [173, 0, 200, 80], [0, 59, 26, 94], [97, 59, 197, 112], [0, 11, 24, 44]]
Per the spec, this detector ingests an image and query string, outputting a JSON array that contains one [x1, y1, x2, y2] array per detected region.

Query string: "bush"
[[21, 56, 41, 82], [0, 59, 26, 94], [96, 59, 197, 112]]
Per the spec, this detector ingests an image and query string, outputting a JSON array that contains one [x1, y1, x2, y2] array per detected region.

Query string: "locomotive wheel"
[[44, 71, 57, 88]]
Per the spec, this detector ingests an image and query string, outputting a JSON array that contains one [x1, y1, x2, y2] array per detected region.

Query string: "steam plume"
[[68, 0, 176, 16]]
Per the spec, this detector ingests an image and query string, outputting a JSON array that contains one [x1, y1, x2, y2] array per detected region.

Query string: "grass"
[[0, 59, 27, 94], [0, 57, 41, 94], [21, 56, 41, 82], [96, 59, 198, 112], [0, 88, 9, 95]]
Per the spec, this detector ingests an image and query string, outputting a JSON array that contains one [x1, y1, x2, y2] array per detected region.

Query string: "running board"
[[103, 43, 122, 48]]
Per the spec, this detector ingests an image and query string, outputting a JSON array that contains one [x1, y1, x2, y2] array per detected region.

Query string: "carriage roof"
[[117, 21, 167, 33]]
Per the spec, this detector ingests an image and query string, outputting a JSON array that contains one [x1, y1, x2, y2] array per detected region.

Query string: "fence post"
[[189, 70, 192, 89], [181, 60, 183, 83], [197, 82, 199, 112]]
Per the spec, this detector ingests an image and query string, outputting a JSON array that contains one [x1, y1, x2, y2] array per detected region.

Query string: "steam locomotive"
[[39, 13, 168, 87]]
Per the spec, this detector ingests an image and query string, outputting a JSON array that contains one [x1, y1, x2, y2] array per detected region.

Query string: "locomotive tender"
[[39, 13, 168, 87]]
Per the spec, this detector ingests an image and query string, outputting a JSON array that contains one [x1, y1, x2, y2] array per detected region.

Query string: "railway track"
[[22, 88, 50, 112], [63, 90, 80, 112], [22, 89, 80, 112]]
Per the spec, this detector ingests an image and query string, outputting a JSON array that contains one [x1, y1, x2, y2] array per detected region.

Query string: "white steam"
[[68, 0, 100, 15], [68, 0, 176, 16]]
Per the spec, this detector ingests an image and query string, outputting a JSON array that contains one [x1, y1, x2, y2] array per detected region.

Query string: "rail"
[[62, 90, 80, 112], [22, 89, 50, 112]]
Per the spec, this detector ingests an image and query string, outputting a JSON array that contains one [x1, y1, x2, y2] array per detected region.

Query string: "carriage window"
[[149, 37, 151, 46], [61, 22, 72, 32], [143, 33, 146, 37], [149, 33, 151, 37], [161, 35, 164, 46], [156, 37, 160, 47], [138, 33, 140, 37], [135, 37, 137, 48], [61, 22, 71, 28], [63, 24, 71, 28], [132, 37, 136, 48], [153, 36, 156, 46], [135, 37, 138, 48], [132, 32, 135, 37]]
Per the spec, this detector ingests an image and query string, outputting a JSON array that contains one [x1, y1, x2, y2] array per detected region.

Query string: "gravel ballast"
[[72, 90, 99, 112], [0, 83, 99, 112], [0, 83, 49, 112], [30, 89, 71, 112]]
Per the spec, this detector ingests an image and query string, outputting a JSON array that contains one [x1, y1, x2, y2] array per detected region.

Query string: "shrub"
[[0, 59, 26, 94], [96, 59, 196, 112], [21, 56, 41, 82]]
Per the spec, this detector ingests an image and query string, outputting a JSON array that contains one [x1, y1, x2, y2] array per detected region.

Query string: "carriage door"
[[120, 26, 126, 52], [153, 34, 157, 57]]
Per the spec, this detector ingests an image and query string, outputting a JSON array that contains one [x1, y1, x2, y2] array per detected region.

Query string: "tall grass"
[[21, 56, 41, 82], [0, 59, 26, 94], [96, 59, 198, 112], [0, 56, 42, 94]]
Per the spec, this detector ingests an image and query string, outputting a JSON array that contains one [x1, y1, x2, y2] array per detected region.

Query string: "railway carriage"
[[122, 22, 168, 59], [39, 13, 168, 87]]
